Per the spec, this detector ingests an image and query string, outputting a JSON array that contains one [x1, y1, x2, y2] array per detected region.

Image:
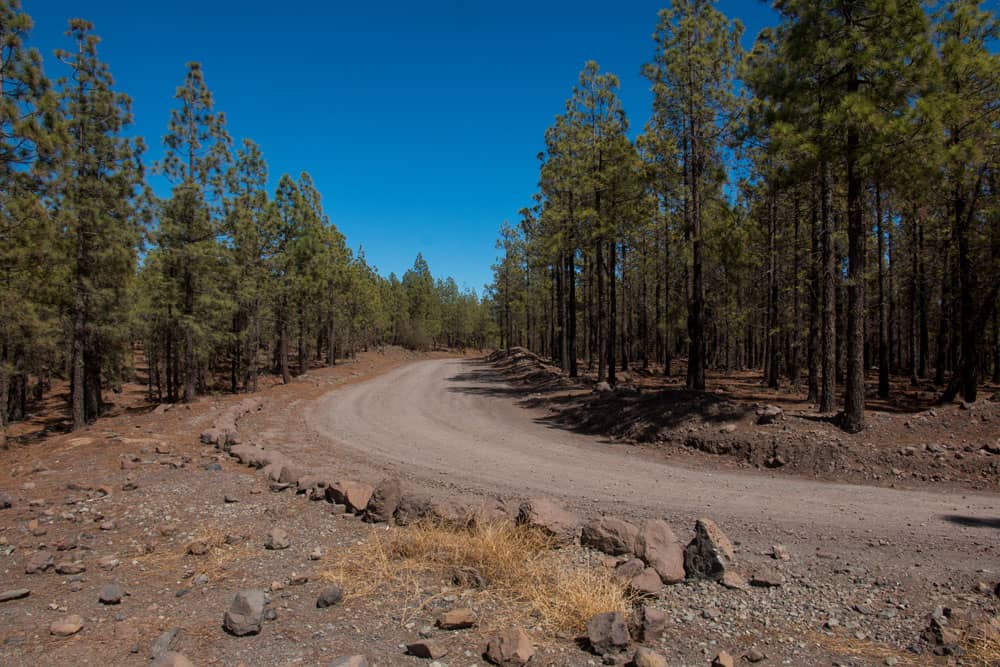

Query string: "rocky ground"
[[0, 347, 998, 667]]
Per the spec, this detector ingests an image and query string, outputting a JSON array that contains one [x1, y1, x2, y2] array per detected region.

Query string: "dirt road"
[[306, 358, 999, 576]]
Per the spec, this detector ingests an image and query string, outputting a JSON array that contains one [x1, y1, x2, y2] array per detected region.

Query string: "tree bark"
[[842, 82, 866, 433]]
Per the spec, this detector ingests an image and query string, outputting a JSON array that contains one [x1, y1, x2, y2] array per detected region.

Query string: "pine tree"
[[55, 19, 145, 428], [929, 0, 1000, 403], [154, 62, 232, 402], [644, 0, 744, 391]]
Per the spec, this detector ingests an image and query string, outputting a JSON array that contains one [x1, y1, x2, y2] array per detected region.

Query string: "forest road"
[[306, 357, 1000, 572]]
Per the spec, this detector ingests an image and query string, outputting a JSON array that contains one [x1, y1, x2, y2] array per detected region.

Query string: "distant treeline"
[[0, 2, 494, 429]]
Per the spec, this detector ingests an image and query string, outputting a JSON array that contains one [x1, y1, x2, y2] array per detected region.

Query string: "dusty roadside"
[[1, 347, 998, 667]]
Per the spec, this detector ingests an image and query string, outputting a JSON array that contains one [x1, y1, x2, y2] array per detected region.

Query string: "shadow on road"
[[444, 358, 750, 442], [940, 515, 1000, 529]]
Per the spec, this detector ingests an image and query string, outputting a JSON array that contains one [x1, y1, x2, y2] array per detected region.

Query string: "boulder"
[[278, 464, 308, 486], [613, 558, 646, 582], [684, 518, 735, 580], [516, 497, 580, 545], [629, 568, 663, 597], [223, 589, 266, 636], [632, 647, 668, 667], [406, 640, 447, 659], [150, 653, 195, 667], [261, 457, 291, 482], [329, 657, 368, 667], [581, 516, 639, 556], [755, 405, 783, 425], [296, 475, 329, 497], [437, 607, 477, 630], [629, 605, 666, 642], [484, 627, 534, 666], [636, 519, 685, 584], [363, 477, 402, 523], [264, 527, 291, 550], [50, 614, 84, 637], [394, 493, 433, 525], [316, 586, 343, 608], [326, 480, 374, 513], [586, 611, 631, 655]]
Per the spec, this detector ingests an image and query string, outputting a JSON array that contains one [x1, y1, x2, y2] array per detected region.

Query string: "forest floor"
[[0, 347, 998, 667], [487, 348, 1000, 493]]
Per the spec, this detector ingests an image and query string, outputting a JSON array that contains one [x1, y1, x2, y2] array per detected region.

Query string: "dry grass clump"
[[963, 623, 1000, 667], [324, 519, 633, 634]]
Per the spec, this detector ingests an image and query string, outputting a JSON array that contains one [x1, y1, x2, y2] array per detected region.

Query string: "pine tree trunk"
[[876, 183, 889, 399], [766, 187, 779, 389], [608, 239, 617, 386], [183, 268, 196, 403], [954, 185, 978, 401], [819, 160, 836, 412], [567, 252, 578, 377], [842, 97, 866, 433], [279, 297, 291, 384], [597, 237, 606, 382]]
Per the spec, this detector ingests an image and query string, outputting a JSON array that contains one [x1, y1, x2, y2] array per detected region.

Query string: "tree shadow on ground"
[[445, 358, 750, 441], [940, 515, 1000, 529]]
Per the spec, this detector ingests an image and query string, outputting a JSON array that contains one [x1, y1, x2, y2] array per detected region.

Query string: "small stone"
[[329, 657, 369, 667], [629, 606, 666, 642], [224, 532, 245, 545], [750, 568, 784, 587], [50, 614, 84, 637], [186, 540, 209, 556], [485, 627, 534, 665], [632, 647, 668, 667], [719, 570, 748, 590], [99, 583, 124, 605], [25, 552, 54, 574], [223, 589, 266, 636], [0, 589, 30, 603], [745, 648, 766, 663], [711, 651, 735, 667], [437, 607, 477, 630], [152, 627, 182, 657], [97, 556, 119, 571], [316, 586, 343, 608], [150, 652, 195, 667], [99, 520, 115, 531], [224, 495, 238, 503], [264, 527, 290, 550], [406, 640, 447, 659], [770, 544, 790, 561], [308, 547, 323, 561], [586, 611, 630, 655], [55, 561, 86, 575]]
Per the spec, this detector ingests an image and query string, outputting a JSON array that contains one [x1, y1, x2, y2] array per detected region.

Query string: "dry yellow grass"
[[963, 623, 1000, 667], [323, 519, 634, 634]]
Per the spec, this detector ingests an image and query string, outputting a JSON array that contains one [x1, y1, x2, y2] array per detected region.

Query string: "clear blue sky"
[[25, 0, 776, 294]]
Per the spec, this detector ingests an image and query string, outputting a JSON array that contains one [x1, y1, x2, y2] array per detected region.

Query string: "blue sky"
[[25, 0, 777, 293]]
